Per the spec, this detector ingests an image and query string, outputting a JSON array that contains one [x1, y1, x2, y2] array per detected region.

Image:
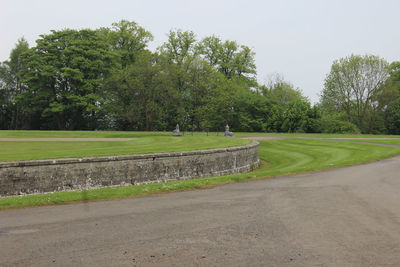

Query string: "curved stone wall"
[[0, 141, 259, 196]]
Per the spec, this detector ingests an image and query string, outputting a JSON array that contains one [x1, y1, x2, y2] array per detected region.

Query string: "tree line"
[[0, 20, 399, 134]]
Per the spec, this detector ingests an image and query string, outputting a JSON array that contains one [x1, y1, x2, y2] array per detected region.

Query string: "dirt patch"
[[0, 138, 136, 142]]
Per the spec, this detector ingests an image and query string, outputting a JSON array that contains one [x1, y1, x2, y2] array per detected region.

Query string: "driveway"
[[1, 156, 400, 266]]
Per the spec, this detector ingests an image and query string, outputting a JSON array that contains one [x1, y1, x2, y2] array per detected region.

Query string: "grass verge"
[[1, 139, 399, 210]]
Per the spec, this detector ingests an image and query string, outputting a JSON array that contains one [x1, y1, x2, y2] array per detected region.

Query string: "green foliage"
[[104, 20, 153, 69], [198, 36, 257, 85], [321, 54, 390, 133], [281, 99, 311, 132], [259, 77, 318, 133], [261, 78, 307, 105], [303, 105, 322, 133], [385, 99, 400, 134], [320, 118, 360, 134], [105, 51, 179, 130], [157, 30, 260, 132], [4, 22, 398, 134], [0, 63, 9, 128], [18, 29, 113, 129], [231, 88, 270, 132], [387, 62, 400, 92], [160, 29, 197, 67], [380, 62, 400, 134], [0, 38, 29, 129]]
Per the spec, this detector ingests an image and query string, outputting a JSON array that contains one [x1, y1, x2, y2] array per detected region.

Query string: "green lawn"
[[0, 135, 250, 162], [1, 138, 399, 210], [1, 130, 399, 162]]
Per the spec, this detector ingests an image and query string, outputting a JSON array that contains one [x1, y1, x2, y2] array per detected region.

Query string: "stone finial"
[[173, 124, 182, 136], [224, 124, 234, 137]]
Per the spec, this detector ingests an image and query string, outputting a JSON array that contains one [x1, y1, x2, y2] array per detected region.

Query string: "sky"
[[1, 0, 399, 103]]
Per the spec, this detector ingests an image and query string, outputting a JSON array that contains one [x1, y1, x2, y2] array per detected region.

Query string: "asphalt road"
[[1, 156, 400, 266]]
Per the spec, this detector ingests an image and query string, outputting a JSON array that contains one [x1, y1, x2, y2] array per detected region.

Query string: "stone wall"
[[0, 141, 259, 196]]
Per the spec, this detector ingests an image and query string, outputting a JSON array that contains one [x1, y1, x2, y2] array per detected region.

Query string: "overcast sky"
[[1, 0, 399, 103]]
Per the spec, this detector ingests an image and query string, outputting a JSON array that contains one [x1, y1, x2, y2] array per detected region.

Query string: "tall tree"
[[158, 29, 197, 115], [198, 36, 257, 85], [321, 54, 390, 132], [231, 88, 270, 132], [19, 29, 113, 129], [100, 20, 155, 129], [384, 99, 400, 134], [158, 30, 200, 130], [0, 38, 29, 129], [383, 62, 400, 101], [0, 62, 10, 129], [105, 51, 179, 131], [160, 29, 197, 67], [281, 99, 313, 133], [182, 57, 228, 131], [383, 62, 400, 134], [101, 20, 153, 69], [261, 76, 307, 105]]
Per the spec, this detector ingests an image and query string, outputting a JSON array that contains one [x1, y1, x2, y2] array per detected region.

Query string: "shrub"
[[321, 119, 360, 134]]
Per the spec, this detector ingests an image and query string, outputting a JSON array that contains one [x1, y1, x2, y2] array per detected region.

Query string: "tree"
[[197, 35, 221, 66], [384, 99, 400, 134], [231, 88, 270, 132], [19, 29, 113, 129], [387, 62, 400, 92], [0, 38, 29, 129], [160, 29, 197, 67], [259, 75, 309, 132], [105, 51, 180, 131], [281, 99, 311, 133], [3, 23, 336, 133], [383, 62, 400, 134], [158, 29, 198, 106], [101, 20, 153, 69], [0, 62, 10, 129], [321, 54, 390, 132], [261, 75, 307, 105], [198, 36, 257, 85]]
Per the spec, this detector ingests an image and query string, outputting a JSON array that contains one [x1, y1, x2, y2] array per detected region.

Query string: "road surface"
[[1, 156, 400, 266]]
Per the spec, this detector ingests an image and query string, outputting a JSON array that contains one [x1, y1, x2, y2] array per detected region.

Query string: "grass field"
[[1, 130, 399, 162], [0, 132, 249, 162], [1, 131, 400, 210]]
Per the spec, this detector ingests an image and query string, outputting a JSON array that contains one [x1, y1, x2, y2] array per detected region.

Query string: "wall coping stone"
[[0, 141, 259, 168]]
